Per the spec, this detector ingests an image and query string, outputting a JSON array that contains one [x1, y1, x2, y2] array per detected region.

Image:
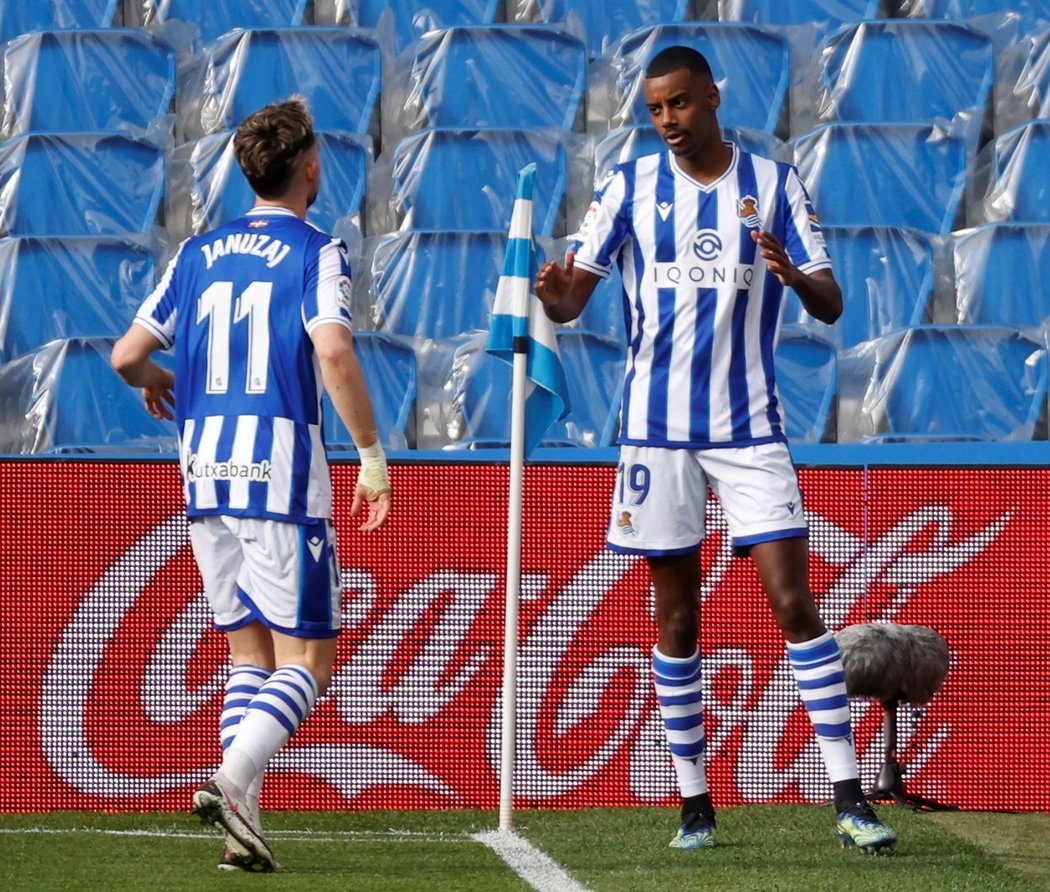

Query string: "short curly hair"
[[233, 96, 316, 200]]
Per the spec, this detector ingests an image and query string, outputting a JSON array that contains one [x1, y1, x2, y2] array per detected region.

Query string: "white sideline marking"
[[473, 829, 590, 892], [0, 827, 469, 844]]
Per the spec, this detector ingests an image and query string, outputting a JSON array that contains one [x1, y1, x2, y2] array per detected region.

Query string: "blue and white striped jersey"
[[133, 207, 354, 522], [572, 144, 831, 447]]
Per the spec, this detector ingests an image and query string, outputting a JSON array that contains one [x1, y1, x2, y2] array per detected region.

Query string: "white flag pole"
[[499, 346, 527, 832], [498, 179, 534, 832]]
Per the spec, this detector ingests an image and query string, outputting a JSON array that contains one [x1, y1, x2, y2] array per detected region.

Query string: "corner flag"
[[486, 163, 570, 456]]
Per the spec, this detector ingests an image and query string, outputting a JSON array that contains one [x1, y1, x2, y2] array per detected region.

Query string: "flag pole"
[[499, 338, 527, 832]]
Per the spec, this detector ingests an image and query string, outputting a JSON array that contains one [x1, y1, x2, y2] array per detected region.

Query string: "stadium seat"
[[179, 129, 369, 241], [608, 23, 791, 134], [953, 223, 1050, 326], [0, 133, 165, 237], [593, 124, 791, 182], [980, 120, 1050, 224], [0, 236, 156, 365], [1, 30, 176, 136], [0, 336, 176, 454], [390, 128, 572, 236], [0, 0, 118, 44], [445, 329, 624, 448], [139, 0, 307, 46], [1004, 28, 1050, 125], [353, 0, 501, 53], [816, 20, 994, 148], [523, 0, 690, 59], [792, 122, 968, 234], [322, 331, 418, 451], [719, 0, 882, 29], [409, 25, 587, 130], [782, 226, 934, 348], [839, 324, 1048, 441], [775, 327, 838, 443], [184, 28, 381, 141], [906, 0, 1050, 29], [371, 230, 506, 339]]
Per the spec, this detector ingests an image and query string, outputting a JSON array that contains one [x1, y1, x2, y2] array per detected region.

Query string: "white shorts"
[[189, 515, 341, 639], [605, 442, 808, 557]]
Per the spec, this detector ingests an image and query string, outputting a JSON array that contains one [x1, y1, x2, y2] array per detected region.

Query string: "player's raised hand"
[[750, 229, 799, 287], [535, 250, 576, 308]]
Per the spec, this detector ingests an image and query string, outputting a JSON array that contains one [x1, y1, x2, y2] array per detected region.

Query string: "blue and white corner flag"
[[486, 163, 570, 456]]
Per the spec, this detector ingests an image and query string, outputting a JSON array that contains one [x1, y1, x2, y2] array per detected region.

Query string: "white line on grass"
[[472, 829, 590, 892], [0, 827, 471, 844]]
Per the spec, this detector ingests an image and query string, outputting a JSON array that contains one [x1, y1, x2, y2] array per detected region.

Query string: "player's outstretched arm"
[[311, 322, 392, 531], [111, 324, 175, 420]]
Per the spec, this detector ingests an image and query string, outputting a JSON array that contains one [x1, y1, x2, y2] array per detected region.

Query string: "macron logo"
[[656, 201, 673, 222], [307, 537, 325, 562]]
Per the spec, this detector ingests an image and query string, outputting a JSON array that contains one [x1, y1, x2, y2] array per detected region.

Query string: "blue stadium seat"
[[188, 28, 381, 139], [593, 124, 791, 182], [410, 25, 587, 130], [354, 0, 501, 53], [0, 336, 176, 453], [0, 133, 165, 236], [0, 236, 156, 365], [844, 325, 1048, 441], [817, 20, 994, 147], [446, 329, 624, 448], [371, 230, 506, 339], [782, 226, 934, 348], [720, 0, 882, 28], [610, 23, 791, 134], [775, 327, 838, 443], [910, 0, 1050, 30], [527, 0, 690, 59], [1, 30, 176, 135], [981, 120, 1050, 224], [391, 128, 571, 236], [184, 130, 369, 240], [322, 331, 418, 451], [0, 0, 118, 43], [142, 0, 307, 46], [953, 223, 1050, 326], [793, 122, 968, 234]]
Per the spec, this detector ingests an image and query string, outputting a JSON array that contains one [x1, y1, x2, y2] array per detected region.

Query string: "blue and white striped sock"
[[220, 664, 271, 826], [787, 631, 859, 783], [220, 664, 319, 794], [652, 647, 709, 797]]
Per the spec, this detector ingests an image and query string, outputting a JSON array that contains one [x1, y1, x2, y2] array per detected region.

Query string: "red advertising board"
[[1, 461, 1047, 812]]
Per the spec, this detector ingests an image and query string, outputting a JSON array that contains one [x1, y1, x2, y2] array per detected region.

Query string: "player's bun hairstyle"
[[644, 45, 714, 82], [233, 96, 317, 200]]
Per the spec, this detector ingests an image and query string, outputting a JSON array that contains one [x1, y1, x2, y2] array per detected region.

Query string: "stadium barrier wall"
[[1, 456, 1048, 813]]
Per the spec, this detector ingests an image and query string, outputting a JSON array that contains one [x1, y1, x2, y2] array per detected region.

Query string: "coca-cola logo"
[[37, 493, 1012, 807]]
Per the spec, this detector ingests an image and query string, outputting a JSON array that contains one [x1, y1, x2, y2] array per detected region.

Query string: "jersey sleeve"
[[781, 165, 833, 276], [571, 168, 632, 280], [302, 236, 354, 335], [132, 239, 187, 348]]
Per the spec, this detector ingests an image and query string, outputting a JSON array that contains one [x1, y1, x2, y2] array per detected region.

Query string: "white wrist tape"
[[356, 441, 390, 495]]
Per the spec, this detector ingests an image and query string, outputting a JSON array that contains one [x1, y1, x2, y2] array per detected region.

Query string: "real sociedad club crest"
[[737, 195, 761, 229]]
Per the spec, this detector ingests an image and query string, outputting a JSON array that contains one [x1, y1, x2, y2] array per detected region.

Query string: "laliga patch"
[[575, 200, 601, 241], [337, 276, 353, 310]]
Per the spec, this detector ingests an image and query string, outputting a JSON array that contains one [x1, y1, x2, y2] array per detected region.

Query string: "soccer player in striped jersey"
[[537, 46, 896, 854], [112, 98, 392, 871]]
